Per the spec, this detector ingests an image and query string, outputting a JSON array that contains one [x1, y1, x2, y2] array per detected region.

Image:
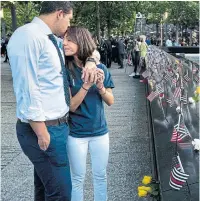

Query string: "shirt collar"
[[31, 17, 52, 35]]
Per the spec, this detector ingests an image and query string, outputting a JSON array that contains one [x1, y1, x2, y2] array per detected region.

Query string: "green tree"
[[167, 1, 199, 43], [2, 1, 41, 33]]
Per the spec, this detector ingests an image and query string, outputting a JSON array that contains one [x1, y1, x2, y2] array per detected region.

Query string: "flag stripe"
[[147, 91, 158, 102], [170, 173, 185, 184], [169, 155, 189, 190], [184, 74, 191, 82], [169, 180, 181, 190], [173, 168, 189, 179], [173, 87, 181, 98], [142, 70, 149, 78]]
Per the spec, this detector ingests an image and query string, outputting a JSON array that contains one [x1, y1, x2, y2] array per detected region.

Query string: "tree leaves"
[[2, 1, 199, 37]]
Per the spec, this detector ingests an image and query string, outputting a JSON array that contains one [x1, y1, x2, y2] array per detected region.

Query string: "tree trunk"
[[176, 24, 179, 43], [189, 30, 192, 46], [181, 25, 183, 39], [10, 3, 17, 32], [96, 1, 100, 42], [156, 23, 159, 37], [1, 18, 6, 40], [107, 12, 111, 37], [165, 23, 168, 39]]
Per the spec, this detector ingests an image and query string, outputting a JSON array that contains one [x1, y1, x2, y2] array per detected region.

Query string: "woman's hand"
[[82, 61, 97, 83], [82, 72, 97, 90], [96, 68, 105, 89]]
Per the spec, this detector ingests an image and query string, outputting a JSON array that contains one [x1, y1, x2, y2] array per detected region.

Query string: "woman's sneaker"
[[129, 72, 135, 77]]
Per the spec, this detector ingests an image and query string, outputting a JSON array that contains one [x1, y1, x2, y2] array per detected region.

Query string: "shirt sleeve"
[[97, 64, 115, 89], [7, 30, 45, 121]]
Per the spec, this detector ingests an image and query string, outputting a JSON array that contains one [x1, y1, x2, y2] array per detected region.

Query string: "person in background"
[[3, 36, 10, 63], [126, 40, 134, 66], [165, 37, 173, 47], [105, 37, 112, 68], [173, 38, 181, 46], [181, 38, 188, 46], [129, 37, 141, 78], [145, 36, 151, 46], [99, 37, 108, 66], [111, 37, 118, 63], [117, 37, 125, 69], [63, 26, 114, 201], [138, 36, 148, 79]]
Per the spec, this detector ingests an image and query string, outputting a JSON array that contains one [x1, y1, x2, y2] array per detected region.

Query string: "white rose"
[[188, 97, 195, 104]]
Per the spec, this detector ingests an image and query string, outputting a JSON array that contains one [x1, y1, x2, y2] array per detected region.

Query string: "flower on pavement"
[[142, 176, 152, 185], [138, 189, 148, 197], [138, 186, 152, 192]]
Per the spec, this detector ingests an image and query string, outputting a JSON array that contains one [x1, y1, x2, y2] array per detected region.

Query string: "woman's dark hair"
[[40, 1, 73, 15], [65, 26, 96, 77]]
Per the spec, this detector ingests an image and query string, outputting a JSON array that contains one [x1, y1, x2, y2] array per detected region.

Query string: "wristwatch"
[[86, 57, 96, 64]]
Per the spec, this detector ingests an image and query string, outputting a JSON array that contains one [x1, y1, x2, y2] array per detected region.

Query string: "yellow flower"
[[138, 189, 148, 197], [138, 186, 152, 192], [142, 176, 152, 185], [195, 86, 200, 95], [138, 186, 144, 191], [175, 60, 179, 64]]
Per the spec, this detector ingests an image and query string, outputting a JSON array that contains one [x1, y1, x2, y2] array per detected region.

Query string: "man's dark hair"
[[40, 1, 73, 15]]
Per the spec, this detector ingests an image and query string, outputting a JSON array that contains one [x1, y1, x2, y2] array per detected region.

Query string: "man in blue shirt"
[[7, 2, 97, 201]]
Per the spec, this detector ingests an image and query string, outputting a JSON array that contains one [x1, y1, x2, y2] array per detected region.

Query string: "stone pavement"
[[1, 59, 152, 201]]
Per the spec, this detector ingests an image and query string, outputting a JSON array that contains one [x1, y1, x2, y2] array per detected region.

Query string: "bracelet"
[[86, 57, 96, 65], [82, 86, 89, 91]]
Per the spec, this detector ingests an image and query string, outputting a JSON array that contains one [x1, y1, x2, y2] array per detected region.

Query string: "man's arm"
[[29, 121, 50, 151], [8, 32, 50, 150]]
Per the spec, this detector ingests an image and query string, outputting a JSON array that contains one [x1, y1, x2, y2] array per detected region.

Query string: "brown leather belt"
[[17, 113, 69, 126]]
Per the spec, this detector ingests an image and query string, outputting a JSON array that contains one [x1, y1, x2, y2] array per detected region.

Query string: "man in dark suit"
[[105, 38, 112, 68], [117, 38, 125, 69]]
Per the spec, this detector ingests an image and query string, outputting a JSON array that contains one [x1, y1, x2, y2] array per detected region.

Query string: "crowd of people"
[[89, 33, 199, 79]]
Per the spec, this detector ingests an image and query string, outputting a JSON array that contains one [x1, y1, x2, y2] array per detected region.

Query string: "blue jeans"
[[67, 134, 109, 201], [16, 121, 72, 201]]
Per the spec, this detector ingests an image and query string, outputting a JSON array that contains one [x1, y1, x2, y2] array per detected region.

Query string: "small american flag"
[[194, 75, 199, 83], [156, 83, 164, 94], [147, 91, 159, 102], [169, 155, 189, 190], [172, 78, 177, 86], [173, 87, 181, 98], [183, 74, 191, 82], [192, 66, 197, 74], [180, 94, 188, 104], [164, 73, 172, 82], [142, 70, 150, 78], [171, 124, 191, 143], [166, 98, 174, 107]]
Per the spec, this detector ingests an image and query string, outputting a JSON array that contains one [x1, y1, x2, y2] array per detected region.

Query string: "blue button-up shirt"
[[7, 17, 68, 122]]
